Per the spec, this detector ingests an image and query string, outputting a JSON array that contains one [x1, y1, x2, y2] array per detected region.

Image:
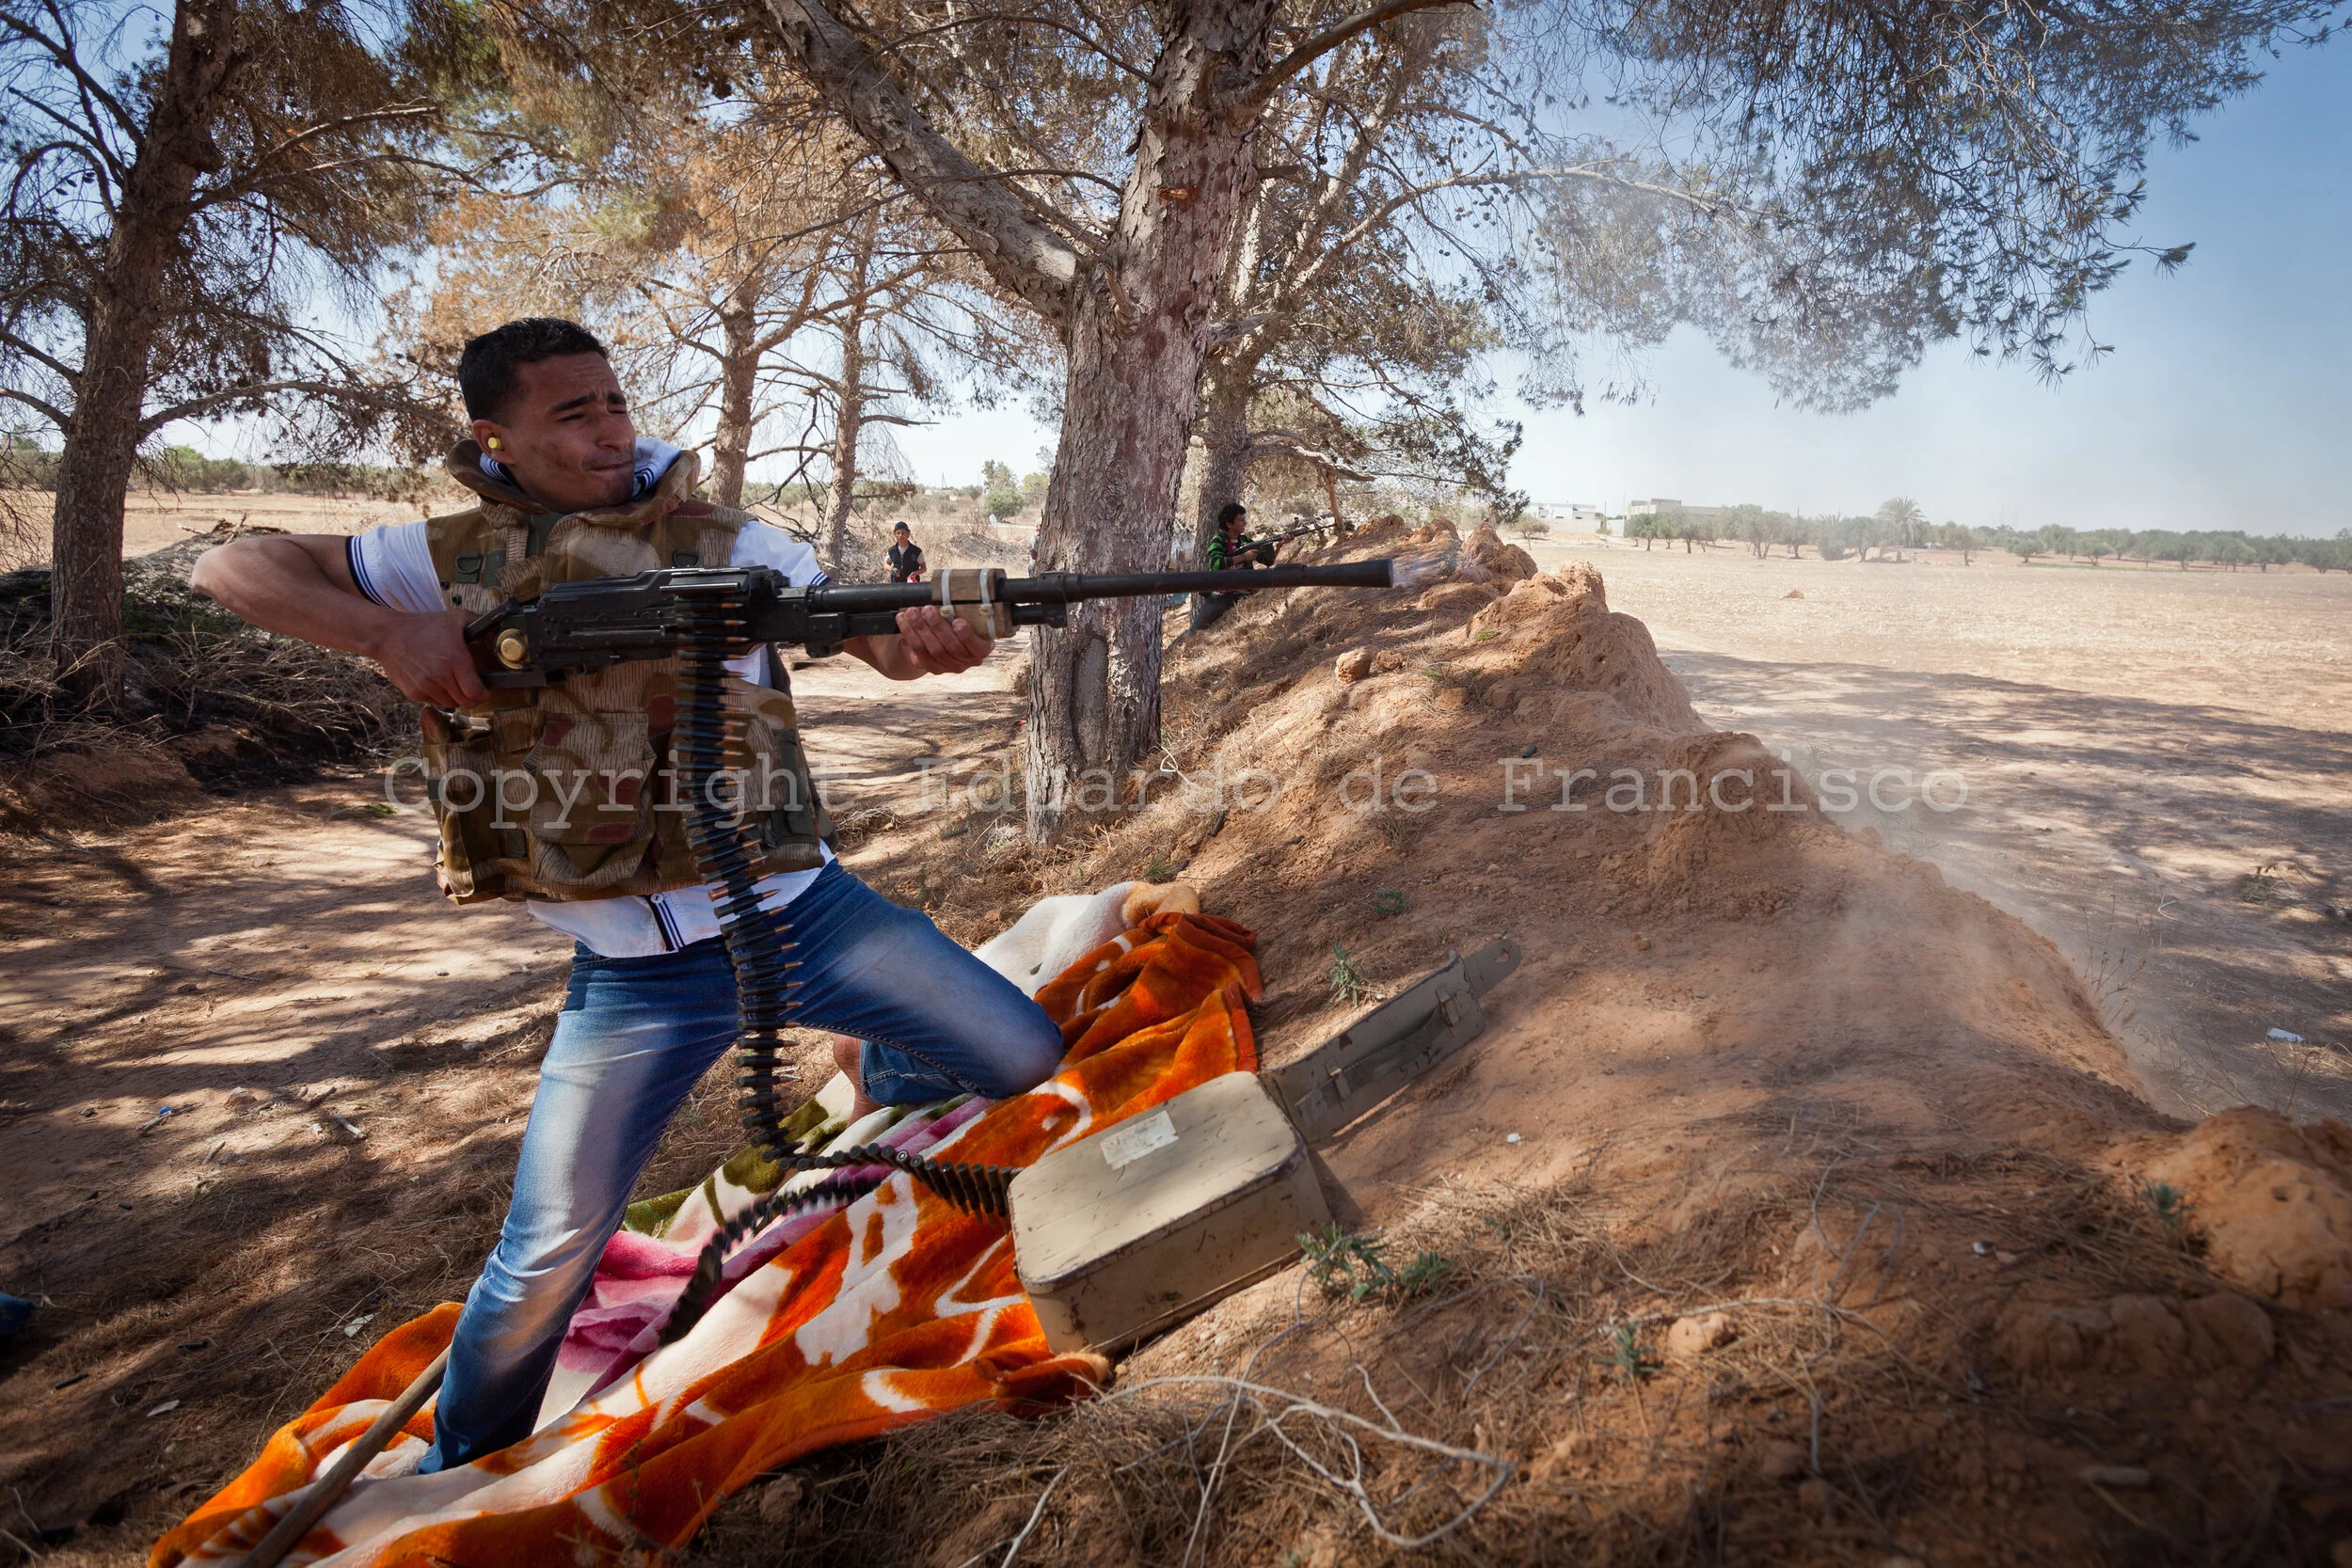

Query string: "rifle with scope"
[[1253, 517, 1345, 550], [1210, 518, 1341, 570], [463, 559, 1396, 688]]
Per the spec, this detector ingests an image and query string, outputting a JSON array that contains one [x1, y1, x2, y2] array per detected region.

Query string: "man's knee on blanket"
[[983, 1014, 1068, 1098], [838, 1019, 1062, 1107]]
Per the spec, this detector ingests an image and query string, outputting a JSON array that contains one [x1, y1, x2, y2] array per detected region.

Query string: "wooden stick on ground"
[[231, 1348, 449, 1568]]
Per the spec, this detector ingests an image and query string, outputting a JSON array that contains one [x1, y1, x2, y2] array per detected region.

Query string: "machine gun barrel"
[[1033, 560, 1388, 596], [755, 559, 1391, 619]]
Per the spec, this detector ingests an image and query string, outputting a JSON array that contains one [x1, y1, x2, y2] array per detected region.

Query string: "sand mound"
[[1462, 521, 1538, 583], [1367, 515, 1538, 594], [0, 733, 199, 827], [2125, 1107, 2352, 1309], [1991, 1286, 2277, 1377], [1463, 562, 1700, 733]]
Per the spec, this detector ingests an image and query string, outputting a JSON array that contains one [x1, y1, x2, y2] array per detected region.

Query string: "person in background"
[[1191, 501, 1273, 632], [1203, 501, 1276, 571], [886, 521, 927, 583]]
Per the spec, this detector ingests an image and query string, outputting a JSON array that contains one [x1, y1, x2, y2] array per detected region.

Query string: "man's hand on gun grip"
[[891, 605, 994, 676], [373, 608, 489, 709]]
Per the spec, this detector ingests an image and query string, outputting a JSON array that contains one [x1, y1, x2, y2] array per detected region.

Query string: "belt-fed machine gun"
[[458, 553, 1520, 1353], [462, 560, 1395, 685], [454, 552, 1525, 1354]]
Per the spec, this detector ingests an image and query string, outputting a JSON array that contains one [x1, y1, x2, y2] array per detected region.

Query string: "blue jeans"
[[420, 863, 1063, 1471]]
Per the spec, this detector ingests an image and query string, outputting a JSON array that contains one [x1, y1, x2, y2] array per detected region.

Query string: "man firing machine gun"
[[190, 317, 1392, 1509]]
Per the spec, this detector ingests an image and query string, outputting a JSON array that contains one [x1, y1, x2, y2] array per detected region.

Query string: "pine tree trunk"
[[1176, 377, 1253, 625], [820, 325, 866, 568], [1188, 377, 1253, 559], [707, 283, 760, 509], [46, 0, 238, 705], [757, 0, 1277, 832], [1023, 1, 1271, 835], [1025, 295, 1198, 833], [49, 326, 146, 704], [820, 214, 878, 568]]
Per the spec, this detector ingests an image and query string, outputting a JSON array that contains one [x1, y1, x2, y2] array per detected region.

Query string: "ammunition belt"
[[656, 585, 1016, 1345]]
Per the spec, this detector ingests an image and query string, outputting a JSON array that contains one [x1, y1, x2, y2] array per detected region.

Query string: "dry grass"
[[0, 537, 409, 830]]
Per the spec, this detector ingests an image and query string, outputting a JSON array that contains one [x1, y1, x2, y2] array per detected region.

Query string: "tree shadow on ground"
[[1662, 650, 2352, 1123]]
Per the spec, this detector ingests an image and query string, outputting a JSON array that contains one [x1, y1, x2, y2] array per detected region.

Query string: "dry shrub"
[[0, 538, 409, 830], [0, 721, 199, 827], [828, 806, 900, 849]]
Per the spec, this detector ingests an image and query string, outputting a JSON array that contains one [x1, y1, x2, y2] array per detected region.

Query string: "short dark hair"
[[1216, 501, 1248, 530], [458, 318, 610, 421], [892, 521, 911, 534]]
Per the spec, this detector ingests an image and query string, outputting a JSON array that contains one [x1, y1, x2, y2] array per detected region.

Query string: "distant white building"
[[1533, 502, 1610, 529], [1629, 498, 1724, 526]]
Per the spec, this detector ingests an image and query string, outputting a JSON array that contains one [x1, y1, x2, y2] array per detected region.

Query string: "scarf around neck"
[[479, 437, 685, 506]]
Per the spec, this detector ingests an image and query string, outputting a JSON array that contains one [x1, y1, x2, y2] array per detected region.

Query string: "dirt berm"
[[695, 517, 2352, 1568]]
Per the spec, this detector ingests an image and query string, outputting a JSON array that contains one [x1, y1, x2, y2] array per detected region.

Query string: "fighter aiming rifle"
[[1191, 500, 1341, 629]]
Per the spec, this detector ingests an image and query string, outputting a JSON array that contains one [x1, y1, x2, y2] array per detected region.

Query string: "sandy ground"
[[2, 491, 432, 570], [1539, 536, 2349, 730], [1530, 537, 2352, 1124]]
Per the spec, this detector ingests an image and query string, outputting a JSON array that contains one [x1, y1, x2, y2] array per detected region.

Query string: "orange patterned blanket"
[[154, 911, 1261, 1568]]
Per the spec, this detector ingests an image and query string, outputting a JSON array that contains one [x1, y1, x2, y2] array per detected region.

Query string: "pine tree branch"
[[138, 377, 415, 436], [0, 2, 142, 142], [754, 0, 1082, 322], [0, 326, 80, 387], [1232, 0, 1473, 116], [0, 384, 68, 427]]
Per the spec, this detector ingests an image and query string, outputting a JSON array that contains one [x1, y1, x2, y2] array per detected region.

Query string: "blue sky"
[[900, 40, 2350, 537]]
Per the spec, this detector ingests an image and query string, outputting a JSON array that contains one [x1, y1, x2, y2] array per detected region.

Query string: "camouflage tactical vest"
[[417, 442, 831, 906]]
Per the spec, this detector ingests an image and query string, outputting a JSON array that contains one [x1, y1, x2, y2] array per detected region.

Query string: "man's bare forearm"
[[190, 535, 487, 707], [189, 535, 402, 659], [843, 632, 934, 680]]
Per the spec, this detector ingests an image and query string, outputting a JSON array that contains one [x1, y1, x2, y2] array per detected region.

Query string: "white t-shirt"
[[350, 507, 836, 959]]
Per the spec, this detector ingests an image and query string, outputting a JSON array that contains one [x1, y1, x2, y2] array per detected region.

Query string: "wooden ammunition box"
[[1009, 1072, 1329, 1353]]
